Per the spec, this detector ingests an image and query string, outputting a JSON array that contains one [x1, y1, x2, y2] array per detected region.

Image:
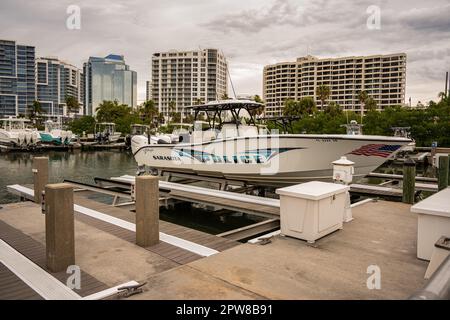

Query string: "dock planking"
[[0, 220, 108, 299], [73, 191, 240, 263], [0, 263, 43, 300]]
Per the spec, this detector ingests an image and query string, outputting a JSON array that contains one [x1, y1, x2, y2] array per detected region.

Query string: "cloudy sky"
[[1, 0, 449, 105]]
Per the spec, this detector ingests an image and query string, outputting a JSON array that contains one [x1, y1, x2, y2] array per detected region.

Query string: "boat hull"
[[132, 134, 411, 186], [0, 129, 40, 148]]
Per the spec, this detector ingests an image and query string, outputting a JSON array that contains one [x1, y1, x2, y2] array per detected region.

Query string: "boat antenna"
[[224, 52, 237, 99], [445, 71, 449, 97]]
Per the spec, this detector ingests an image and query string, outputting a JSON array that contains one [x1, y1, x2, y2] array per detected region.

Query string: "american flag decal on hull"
[[348, 144, 401, 158]]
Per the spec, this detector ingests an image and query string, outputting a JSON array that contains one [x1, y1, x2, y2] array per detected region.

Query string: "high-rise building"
[[36, 57, 84, 116], [0, 40, 36, 117], [151, 49, 228, 117], [83, 54, 137, 115], [263, 53, 406, 116], [146, 80, 152, 101]]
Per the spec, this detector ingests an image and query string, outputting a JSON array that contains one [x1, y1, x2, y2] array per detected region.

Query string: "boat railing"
[[409, 254, 450, 300]]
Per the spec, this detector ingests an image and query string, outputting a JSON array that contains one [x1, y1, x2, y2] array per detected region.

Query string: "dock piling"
[[45, 183, 75, 272], [135, 176, 160, 247], [402, 158, 416, 204], [32, 157, 48, 204], [438, 155, 449, 191]]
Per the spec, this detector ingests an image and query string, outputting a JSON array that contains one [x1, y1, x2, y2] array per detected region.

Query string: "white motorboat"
[[39, 120, 74, 145], [392, 127, 416, 152], [0, 117, 41, 149], [167, 123, 193, 143], [131, 100, 412, 186], [95, 122, 122, 144]]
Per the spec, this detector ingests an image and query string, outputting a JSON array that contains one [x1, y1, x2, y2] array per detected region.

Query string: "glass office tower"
[[83, 54, 137, 115], [0, 40, 36, 117], [36, 57, 84, 116]]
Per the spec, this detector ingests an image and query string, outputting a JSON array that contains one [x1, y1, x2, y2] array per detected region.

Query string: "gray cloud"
[[0, 0, 449, 104], [398, 4, 450, 32]]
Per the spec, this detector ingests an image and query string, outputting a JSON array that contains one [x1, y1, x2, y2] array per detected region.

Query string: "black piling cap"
[[404, 157, 416, 167]]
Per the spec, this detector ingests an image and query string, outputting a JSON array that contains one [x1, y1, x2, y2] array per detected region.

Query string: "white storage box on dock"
[[411, 188, 450, 261], [276, 182, 349, 243]]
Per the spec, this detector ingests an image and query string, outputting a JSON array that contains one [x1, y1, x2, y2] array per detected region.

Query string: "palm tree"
[[357, 90, 369, 124], [157, 112, 165, 126], [324, 101, 343, 116], [438, 92, 447, 101], [365, 97, 378, 111], [316, 85, 330, 110], [168, 100, 177, 124], [27, 101, 43, 125], [65, 95, 80, 114], [358, 90, 369, 110], [299, 97, 317, 115], [253, 95, 265, 117], [283, 97, 316, 117], [141, 100, 158, 129], [194, 98, 204, 105]]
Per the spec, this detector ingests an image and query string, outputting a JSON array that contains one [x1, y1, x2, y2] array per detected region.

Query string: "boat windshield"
[[131, 125, 149, 135], [1, 119, 27, 130], [392, 127, 411, 139], [45, 120, 61, 132], [96, 123, 116, 134], [342, 120, 363, 135]]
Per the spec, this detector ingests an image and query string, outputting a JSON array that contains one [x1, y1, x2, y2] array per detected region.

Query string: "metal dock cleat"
[[117, 282, 147, 298]]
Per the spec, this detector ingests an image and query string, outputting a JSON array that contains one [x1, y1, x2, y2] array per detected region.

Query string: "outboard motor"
[[125, 135, 132, 148], [131, 135, 148, 154], [25, 132, 33, 145], [18, 132, 25, 146], [30, 132, 40, 145], [157, 135, 172, 144]]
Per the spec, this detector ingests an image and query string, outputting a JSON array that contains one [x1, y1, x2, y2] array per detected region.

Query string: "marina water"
[[0, 150, 262, 235]]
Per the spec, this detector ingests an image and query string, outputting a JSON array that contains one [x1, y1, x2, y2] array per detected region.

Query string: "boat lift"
[[60, 175, 281, 241]]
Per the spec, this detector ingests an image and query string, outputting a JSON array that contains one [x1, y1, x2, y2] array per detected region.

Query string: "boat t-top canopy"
[[0, 118, 30, 122], [170, 123, 193, 127], [190, 99, 263, 112], [188, 100, 265, 130]]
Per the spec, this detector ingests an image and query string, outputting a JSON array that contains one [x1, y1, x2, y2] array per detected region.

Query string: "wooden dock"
[[0, 143, 81, 153], [0, 218, 108, 299], [80, 142, 127, 151], [73, 190, 240, 258], [6, 185, 240, 262]]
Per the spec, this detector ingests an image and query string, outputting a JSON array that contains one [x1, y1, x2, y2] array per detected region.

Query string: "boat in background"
[[0, 117, 41, 150], [95, 123, 122, 144], [39, 120, 74, 145], [131, 100, 412, 186], [392, 127, 416, 152], [167, 123, 193, 143]]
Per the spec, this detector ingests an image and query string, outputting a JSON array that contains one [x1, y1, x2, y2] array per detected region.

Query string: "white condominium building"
[[146, 80, 152, 102], [151, 49, 228, 117], [263, 53, 406, 116]]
